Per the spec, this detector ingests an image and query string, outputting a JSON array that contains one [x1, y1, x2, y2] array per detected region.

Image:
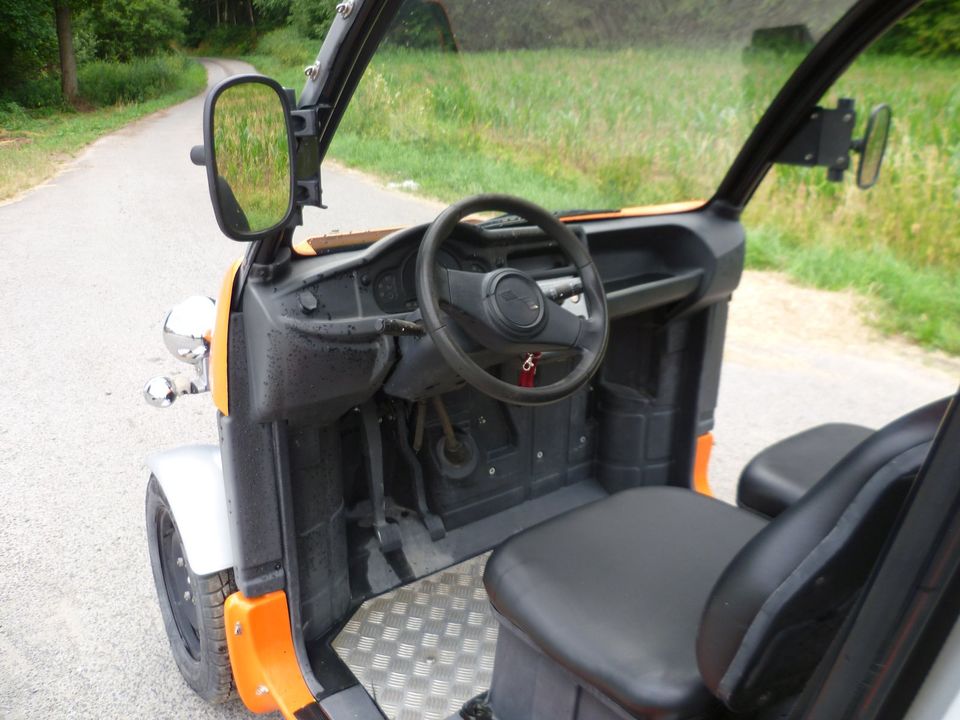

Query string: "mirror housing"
[[855, 104, 891, 190], [201, 75, 297, 241]]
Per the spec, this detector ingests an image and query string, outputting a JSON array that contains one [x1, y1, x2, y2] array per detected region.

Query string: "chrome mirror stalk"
[[144, 296, 216, 408], [143, 360, 211, 408]]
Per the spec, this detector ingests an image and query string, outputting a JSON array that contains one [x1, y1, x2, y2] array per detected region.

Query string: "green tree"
[[81, 0, 187, 62], [0, 0, 58, 93]]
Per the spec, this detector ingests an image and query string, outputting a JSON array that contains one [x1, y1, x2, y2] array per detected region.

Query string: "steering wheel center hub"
[[486, 270, 546, 334]]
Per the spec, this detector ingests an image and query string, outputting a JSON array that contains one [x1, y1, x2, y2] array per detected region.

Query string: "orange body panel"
[[211, 259, 242, 416], [693, 432, 715, 497], [224, 590, 317, 717]]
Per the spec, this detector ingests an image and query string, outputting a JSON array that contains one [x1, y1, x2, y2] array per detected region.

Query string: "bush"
[[0, 101, 30, 126], [78, 55, 195, 106], [195, 25, 260, 55], [254, 27, 317, 66], [0, 77, 64, 110]]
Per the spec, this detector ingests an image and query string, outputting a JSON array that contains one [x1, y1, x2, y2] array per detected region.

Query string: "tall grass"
[[247, 31, 960, 354]]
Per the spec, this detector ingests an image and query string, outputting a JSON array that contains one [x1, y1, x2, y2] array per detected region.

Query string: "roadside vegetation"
[[248, 23, 960, 355], [0, 0, 204, 200]]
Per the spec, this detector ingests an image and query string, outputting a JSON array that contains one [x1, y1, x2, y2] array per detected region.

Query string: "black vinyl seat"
[[484, 397, 949, 720], [485, 487, 765, 718], [737, 423, 874, 517]]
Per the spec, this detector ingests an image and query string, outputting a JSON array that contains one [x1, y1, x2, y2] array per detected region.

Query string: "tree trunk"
[[214, 0, 220, 27], [247, 0, 256, 29], [54, 1, 78, 104]]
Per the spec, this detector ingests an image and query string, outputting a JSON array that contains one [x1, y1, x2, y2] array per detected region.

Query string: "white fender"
[[147, 444, 234, 576]]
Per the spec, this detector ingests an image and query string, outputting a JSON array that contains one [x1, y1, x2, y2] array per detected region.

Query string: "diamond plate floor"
[[333, 554, 497, 720]]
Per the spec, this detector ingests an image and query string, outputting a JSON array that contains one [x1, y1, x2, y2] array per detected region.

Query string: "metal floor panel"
[[333, 554, 497, 720]]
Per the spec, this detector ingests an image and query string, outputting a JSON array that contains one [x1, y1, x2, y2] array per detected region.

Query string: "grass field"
[[0, 55, 206, 201], [247, 30, 960, 354]]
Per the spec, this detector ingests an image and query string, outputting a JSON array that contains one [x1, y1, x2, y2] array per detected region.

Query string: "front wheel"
[[146, 475, 236, 703]]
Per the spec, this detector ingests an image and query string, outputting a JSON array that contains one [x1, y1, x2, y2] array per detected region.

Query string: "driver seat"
[[483, 398, 947, 719]]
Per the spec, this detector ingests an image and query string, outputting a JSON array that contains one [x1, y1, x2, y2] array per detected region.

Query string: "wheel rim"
[[157, 508, 202, 661]]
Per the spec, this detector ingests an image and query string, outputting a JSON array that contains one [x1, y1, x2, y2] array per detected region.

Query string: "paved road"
[[0, 58, 956, 720]]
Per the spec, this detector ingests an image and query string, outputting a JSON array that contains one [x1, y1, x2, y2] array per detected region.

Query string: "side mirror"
[[202, 75, 296, 241], [855, 104, 891, 190]]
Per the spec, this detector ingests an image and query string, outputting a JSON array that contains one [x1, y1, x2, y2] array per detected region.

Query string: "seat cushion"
[[737, 423, 874, 518], [484, 486, 767, 719]]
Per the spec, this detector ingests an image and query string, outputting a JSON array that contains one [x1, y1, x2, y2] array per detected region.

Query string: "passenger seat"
[[737, 422, 873, 517]]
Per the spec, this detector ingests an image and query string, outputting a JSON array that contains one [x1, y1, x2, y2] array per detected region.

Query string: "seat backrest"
[[696, 397, 951, 713]]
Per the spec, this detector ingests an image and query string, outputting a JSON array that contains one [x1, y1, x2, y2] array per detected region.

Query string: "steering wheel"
[[415, 194, 609, 405]]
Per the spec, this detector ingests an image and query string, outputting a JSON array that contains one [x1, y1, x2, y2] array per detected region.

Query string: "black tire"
[[146, 474, 236, 704]]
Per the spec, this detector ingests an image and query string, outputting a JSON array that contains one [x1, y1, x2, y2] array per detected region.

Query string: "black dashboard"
[[367, 222, 581, 314], [238, 210, 746, 421]]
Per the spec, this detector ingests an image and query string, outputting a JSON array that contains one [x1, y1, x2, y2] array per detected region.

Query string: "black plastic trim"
[[217, 318, 286, 597], [605, 270, 703, 318], [293, 702, 329, 720], [318, 684, 387, 719]]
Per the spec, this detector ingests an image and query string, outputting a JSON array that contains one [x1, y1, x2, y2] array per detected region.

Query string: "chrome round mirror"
[[144, 376, 177, 408], [857, 104, 891, 190], [162, 296, 216, 364]]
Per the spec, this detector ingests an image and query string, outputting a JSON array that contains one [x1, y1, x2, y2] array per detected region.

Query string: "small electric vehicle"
[[144, 1, 960, 719]]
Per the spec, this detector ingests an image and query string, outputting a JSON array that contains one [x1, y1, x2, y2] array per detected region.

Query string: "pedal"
[[394, 403, 446, 540], [375, 522, 402, 553], [422, 513, 446, 541], [360, 400, 404, 553]]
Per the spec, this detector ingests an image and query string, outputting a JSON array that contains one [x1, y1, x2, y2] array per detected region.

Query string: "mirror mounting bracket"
[[774, 97, 857, 182], [290, 106, 322, 139], [290, 104, 329, 209]]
